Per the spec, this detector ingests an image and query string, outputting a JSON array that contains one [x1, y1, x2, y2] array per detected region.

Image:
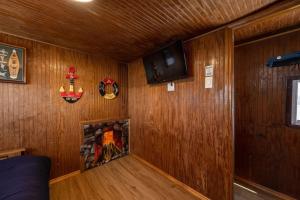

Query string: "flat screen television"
[[143, 41, 188, 84]]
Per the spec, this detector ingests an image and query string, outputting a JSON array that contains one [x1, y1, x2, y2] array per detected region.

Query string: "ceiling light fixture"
[[74, 0, 93, 3]]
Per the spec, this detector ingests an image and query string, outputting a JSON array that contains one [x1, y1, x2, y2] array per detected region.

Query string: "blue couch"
[[0, 156, 51, 200]]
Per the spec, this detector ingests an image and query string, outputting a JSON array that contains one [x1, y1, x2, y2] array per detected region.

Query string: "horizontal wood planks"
[[128, 28, 234, 200], [234, 30, 300, 199], [0, 33, 128, 178], [235, 5, 300, 44], [0, 0, 276, 62]]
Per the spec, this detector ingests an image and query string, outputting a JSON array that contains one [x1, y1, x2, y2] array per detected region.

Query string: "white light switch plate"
[[167, 82, 175, 92], [205, 77, 213, 88]]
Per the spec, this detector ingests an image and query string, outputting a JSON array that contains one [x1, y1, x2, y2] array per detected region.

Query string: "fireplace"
[[80, 119, 129, 171]]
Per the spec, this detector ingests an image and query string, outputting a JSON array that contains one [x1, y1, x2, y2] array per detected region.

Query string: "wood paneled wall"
[[128, 28, 234, 200], [0, 33, 128, 178], [235, 30, 300, 199]]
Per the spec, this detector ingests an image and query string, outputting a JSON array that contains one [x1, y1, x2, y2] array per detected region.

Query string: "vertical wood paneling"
[[128, 28, 234, 200], [0, 33, 128, 178], [235, 30, 300, 199]]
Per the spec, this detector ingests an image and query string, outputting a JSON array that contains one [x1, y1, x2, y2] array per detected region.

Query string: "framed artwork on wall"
[[80, 119, 129, 171], [0, 43, 26, 83]]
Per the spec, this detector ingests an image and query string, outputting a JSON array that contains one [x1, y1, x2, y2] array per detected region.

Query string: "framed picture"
[[0, 43, 26, 83], [80, 118, 129, 171]]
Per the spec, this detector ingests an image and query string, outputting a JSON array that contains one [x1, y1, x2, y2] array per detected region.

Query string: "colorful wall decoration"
[[99, 78, 119, 100], [80, 119, 129, 171], [59, 66, 83, 103], [0, 43, 26, 83]]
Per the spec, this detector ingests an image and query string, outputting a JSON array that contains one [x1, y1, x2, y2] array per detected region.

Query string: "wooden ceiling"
[[235, 6, 300, 44], [0, 0, 280, 62]]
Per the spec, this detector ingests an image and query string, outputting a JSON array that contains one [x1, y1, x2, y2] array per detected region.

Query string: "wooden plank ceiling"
[[0, 0, 278, 62], [235, 6, 300, 44]]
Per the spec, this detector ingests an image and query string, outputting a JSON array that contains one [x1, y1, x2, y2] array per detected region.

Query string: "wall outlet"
[[167, 82, 175, 92], [205, 77, 213, 88]]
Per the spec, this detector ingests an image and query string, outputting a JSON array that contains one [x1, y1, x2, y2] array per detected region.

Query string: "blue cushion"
[[0, 156, 50, 200]]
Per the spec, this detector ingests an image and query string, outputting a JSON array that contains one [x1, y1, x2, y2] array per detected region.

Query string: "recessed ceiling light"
[[74, 0, 93, 2]]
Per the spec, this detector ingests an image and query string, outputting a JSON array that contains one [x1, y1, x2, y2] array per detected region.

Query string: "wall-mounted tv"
[[143, 41, 188, 84]]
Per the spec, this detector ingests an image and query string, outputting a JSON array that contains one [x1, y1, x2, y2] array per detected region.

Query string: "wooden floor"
[[50, 155, 199, 200], [233, 182, 290, 200]]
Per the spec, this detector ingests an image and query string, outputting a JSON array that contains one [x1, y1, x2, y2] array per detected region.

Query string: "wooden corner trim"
[[131, 154, 210, 200], [235, 176, 297, 200], [49, 170, 81, 185]]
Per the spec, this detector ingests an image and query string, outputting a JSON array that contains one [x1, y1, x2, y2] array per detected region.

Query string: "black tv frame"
[[142, 40, 189, 84]]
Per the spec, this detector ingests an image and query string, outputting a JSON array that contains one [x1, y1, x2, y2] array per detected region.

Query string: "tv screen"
[[143, 41, 188, 84]]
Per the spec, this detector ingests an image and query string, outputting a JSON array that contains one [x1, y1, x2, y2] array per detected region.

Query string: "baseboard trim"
[[49, 170, 81, 185], [235, 176, 297, 200], [131, 154, 210, 200]]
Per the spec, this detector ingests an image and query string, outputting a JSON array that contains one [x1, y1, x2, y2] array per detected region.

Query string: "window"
[[287, 77, 300, 127]]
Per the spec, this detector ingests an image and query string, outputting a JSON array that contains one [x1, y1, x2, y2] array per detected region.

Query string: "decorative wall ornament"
[[99, 78, 119, 100], [0, 43, 26, 83], [59, 66, 83, 103]]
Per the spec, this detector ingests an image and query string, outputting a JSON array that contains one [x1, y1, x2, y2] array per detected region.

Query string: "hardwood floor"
[[234, 183, 276, 200], [50, 155, 200, 200], [233, 182, 295, 200]]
